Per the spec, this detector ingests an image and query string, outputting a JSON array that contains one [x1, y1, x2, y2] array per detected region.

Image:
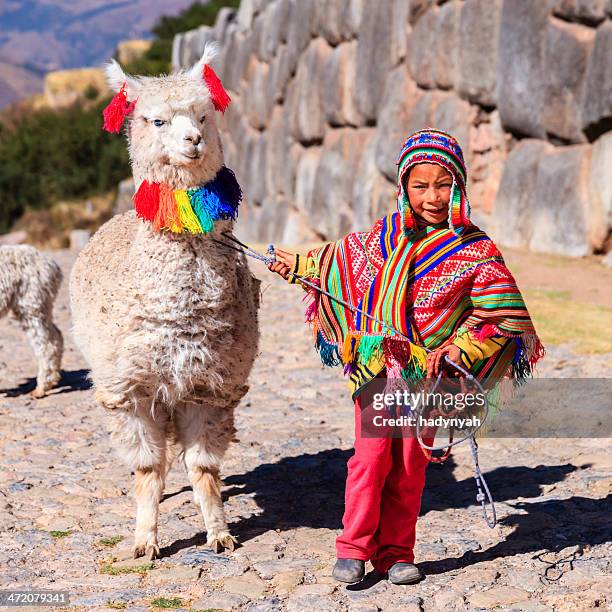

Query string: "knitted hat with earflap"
[[396, 128, 472, 236]]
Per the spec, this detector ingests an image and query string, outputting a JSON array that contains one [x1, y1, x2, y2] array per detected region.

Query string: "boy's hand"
[[267, 248, 295, 280], [426, 344, 464, 378]]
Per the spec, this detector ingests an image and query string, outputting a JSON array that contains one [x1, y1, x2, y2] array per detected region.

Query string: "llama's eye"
[[200, 116, 206, 124], [153, 119, 165, 127]]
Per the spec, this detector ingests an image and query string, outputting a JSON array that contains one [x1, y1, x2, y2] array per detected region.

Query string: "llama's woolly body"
[[70, 213, 259, 416], [0, 245, 63, 397]]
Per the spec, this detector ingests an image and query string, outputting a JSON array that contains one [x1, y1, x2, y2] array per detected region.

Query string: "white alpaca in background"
[[0, 245, 63, 398], [69, 45, 260, 559]]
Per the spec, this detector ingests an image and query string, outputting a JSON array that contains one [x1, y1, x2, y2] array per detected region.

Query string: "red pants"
[[335, 394, 432, 573]]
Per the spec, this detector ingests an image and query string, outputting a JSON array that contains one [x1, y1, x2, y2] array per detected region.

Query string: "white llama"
[[0, 245, 63, 398], [69, 45, 260, 559]]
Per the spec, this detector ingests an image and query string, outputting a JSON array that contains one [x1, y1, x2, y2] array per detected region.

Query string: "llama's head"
[[105, 44, 228, 189]]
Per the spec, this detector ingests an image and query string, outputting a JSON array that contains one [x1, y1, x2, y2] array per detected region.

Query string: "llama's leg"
[[175, 402, 237, 552], [18, 313, 63, 398], [109, 404, 168, 559]]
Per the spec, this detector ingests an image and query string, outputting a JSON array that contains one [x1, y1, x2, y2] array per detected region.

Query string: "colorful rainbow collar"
[[133, 166, 242, 234]]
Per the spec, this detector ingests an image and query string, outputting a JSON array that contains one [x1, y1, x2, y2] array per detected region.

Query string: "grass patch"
[[523, 289, 612, 354], [100, 561, 154, 576], [106, 602, 127, 610], [97, 535, 124, 548], [49, 530, 71, 538], [150, 597, 186, 609]]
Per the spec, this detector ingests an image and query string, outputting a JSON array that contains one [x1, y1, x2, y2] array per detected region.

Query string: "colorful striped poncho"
[[289, 129, 545, 401]]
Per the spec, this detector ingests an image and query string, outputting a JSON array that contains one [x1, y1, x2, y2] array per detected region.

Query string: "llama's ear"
[[102, 59, 139, 134], [187, 41, 219, 81], [105, 59, 140, 98], [188, 42, 231, 113]]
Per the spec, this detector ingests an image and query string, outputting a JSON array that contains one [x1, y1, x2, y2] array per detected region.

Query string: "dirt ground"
[[0, 247, 610, 612]]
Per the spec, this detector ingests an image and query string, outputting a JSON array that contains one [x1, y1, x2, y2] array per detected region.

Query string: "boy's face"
[[405, 163, 453, 225]]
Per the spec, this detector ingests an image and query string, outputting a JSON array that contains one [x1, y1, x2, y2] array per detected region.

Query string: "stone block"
[[458, 0, 503, 107], [223, 572, 267, 599], [313, 0, 365, 42], [408, 5, 440, 89], [245, 130, 267, 206], [313, 128, 373, 239], [213, 7, 237, 44], [171, 26, 212, 70], [70, 230, 91, 251], [191, 592, 248, 612], [258, 0, 289, 62], [391, 0, 409, 65], [353, 136, 397, 230], [222, 31, 255, 92], [588, 131, 612, 250], [245, 59, 271, 131], [491, 139, 553, 249], [342, 0, 365, 36], [582, 21, 612, 141], [285, 0, 316, 75], [530, 144, 592, 256], [268, 43, 294, 105], [256, 198, 292, 242], [434, 0, 462, 90], [408, 0, 436, 24], [469, 111, 508, 213], [469, 586, 532, 609], [552, 0, 608, 25], [374, 66, 422, 182], [235, 0, 260, 32], [294, 146, 322, 216], [113, 178, 135, 215], [281, 208, 323, 244], [497, 0, 550, 138], [265, 105, 295, 198], [322, 41, 364, 127], [287, 38, 332, 144], [314, 0, 347, 45], [544, 18, 594, 143], [354, 1, 394, 122], [431, 92, 477, 164]]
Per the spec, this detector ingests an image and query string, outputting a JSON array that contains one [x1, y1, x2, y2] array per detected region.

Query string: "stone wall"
[[172, 0, 612, 256]]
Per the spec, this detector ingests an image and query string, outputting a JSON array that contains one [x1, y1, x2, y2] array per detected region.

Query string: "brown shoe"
[[387, 562, 423, 584], [332, 558, 365, 584]]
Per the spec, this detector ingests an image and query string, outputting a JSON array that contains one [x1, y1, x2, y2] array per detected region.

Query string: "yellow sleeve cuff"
[[287, 253, 307, 285], [453, 331, 509, 368]]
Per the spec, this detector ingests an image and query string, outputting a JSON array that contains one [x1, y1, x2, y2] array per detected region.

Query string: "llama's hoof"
[[133, 543, 160, 560], [31, 387, 46, 399], [207, 532, 238, 553]]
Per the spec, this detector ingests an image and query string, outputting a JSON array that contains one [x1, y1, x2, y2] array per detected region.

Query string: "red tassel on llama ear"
[[102, 82, 137, 133], [203, 64, 231, 113]]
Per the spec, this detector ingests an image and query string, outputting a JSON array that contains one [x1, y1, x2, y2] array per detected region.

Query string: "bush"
[[0, 99, 130, 233]]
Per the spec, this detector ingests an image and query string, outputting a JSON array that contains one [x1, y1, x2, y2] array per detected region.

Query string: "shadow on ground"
[[418, 494, 611, 576], [211, 449, 609, 575], [222, 449, 583, 537], [0, 369, 92, 397]]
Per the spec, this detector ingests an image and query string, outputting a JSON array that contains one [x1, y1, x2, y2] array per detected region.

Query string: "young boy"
[[268, 129, 544, 584]]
